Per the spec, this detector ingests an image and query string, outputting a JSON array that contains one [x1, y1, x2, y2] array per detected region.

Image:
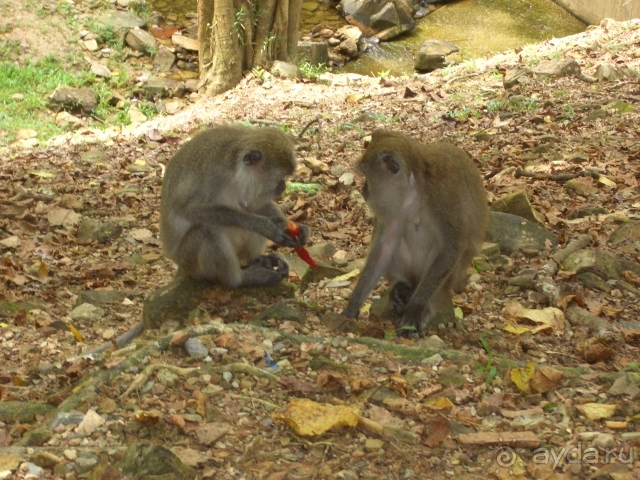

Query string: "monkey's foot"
[[245, 253, 289, 281], [389, 282, 414, 317]]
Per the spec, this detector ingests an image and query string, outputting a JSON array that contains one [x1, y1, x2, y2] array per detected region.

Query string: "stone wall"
[[553, 0, 640, 25]]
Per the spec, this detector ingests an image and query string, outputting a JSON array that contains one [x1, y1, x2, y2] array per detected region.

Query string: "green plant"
[[235, 8, 247, 43], [376, 69, 391, 78], [262, 34, 276, 52], [486, 99, 504, 112], [298, 61, 328, 80], [477, 337, 498, 388], [136, 101, 158, 118], [0, 39, 21, 62], [90, 23, 119, 47], [0, 22, 14, 34]]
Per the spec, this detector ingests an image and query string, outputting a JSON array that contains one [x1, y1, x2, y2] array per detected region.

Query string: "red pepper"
[[286, 221, 317, 268]]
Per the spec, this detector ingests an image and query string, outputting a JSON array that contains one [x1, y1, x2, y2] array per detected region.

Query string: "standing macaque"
[[160, 124, 309, 287], [343, 129, 488, 336]]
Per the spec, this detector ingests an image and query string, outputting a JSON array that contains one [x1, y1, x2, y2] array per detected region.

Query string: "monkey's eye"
[[243, 150, 263, 166], [381, 153, 399, 174]]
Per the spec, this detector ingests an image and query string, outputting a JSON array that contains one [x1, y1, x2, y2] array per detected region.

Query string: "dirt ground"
[[1, 13, 640, 480]]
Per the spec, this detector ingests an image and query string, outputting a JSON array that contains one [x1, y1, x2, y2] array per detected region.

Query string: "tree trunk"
[[197, 0, 303, 96]]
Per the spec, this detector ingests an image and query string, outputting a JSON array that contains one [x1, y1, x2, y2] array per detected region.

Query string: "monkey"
[[159, 124, 309, 287], [343, 129, 488, 336]]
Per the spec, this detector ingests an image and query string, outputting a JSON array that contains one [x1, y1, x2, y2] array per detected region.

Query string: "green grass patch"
[[0, 55, 94, 145]]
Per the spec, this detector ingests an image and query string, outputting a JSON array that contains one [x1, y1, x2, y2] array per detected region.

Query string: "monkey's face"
[[358, 149, 411, 219]]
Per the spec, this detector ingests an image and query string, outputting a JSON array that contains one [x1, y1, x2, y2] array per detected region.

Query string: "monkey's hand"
[[396, 305, 425, 338], [290, 223, 309, 247]]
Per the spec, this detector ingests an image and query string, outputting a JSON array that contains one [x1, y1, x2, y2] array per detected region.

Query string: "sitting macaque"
[[159, 124, 309, 287], [343, 129, 488, 336]]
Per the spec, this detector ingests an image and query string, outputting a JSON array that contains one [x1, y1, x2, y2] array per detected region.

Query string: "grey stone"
[[486, 212, 558, 255], [184, 338, 208, 358], [95, 10, 145, 30], [91, 63, 112, 78], [566, 206, 608, 219], [49, 87, 98, 114], [270, 60, 299, 79], [337, 38, 358, 58], [153, 45, 176, 71], [76, 218, 123, 244], [253, 300, 304, 324], [490, 190, 543, 225], [75, 454, 99, 474], [576, 272, 611, 293], [76, 290, 137, 307], [120, 442, 196, 480], [340, 0, 414, 34], [609, 221, 640, 245], [607, 374, 640, 398], [297, 41, 329, 66], [69, 303, 105, 322], [126, 27, 156, 54], [415, 40, 460, 72], [370, 2, 400, 29], [171, 33, 199, 51], [561, 249, 622, 280], [533, 59, 581, 78], [144, 76, 185, 99]]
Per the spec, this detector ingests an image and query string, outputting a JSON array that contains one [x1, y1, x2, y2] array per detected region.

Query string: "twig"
[[444, 71, 485, 85], [298, 116, 320, 138], [247, 119, 286, 127], [514, 169, 587, 182]]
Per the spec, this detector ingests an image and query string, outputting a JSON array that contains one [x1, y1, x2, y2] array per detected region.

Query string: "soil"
[[1, 6, 640, 480]]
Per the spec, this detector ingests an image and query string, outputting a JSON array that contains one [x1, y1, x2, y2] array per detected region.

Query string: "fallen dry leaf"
[[575, 403, 617, 420], [273, 398, 358, 436]]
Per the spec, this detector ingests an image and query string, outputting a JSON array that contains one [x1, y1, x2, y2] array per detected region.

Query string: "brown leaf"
[[317, 373, 346, 393], [280, 376, 315, 394], [579, 338, 616, 363], [401, 86, 417, 98], [557, 291, 584, 309], [388, 373, 408, 398], [622, 329, 640, 345], [348, 376, 376, 393], [424, 420, 450, 447], [531, 366, 565, 393]]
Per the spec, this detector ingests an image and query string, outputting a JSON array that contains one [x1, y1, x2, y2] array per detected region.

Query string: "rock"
[[297, 41, 329, 66], [195, 423, 231, 446], [438, 367, 466, 388], [344, 0, 413, 36], [503, 68, 530, 89], [490, 190, 543, 225], [566, 206, 608, 219], [319, 312, 361, 334], [336, 24, 362, 43], [422, 353, 443, 366], [164, 100, 184, 115], [129, 106, 147, 123], [84, 39, 99, 51], [76, 410, 106, 436], [609, 221, 640, 245], [15, 129, 37, 140], [119, 442, 196, 480], [561, 249, 622, 280], [565, 179, 599, 197], [126, 27, 156, 54], [76, 290, 137, 307], [364, 438, 384, 451], [144, 76, 185, 99], [184, 338, 208, 358], [91, 63, 112, 78], [142, 276, 295, 330], [270, 60, 299, 79], [533, 59, 581, 77], [337, 38, 358, 58], [55, 111, 84, 129], [576, 272, 611, 293], [253, 300, 304, 325], [153, 45, 176, 71], [414, 7, 429, 18], [69, 303, 105, 322], [375, 24, 412, 41], [171, 34, 199, 51], [15, 427, 51, 447], [49, 87, 98, 114], [414, 40, 460, 72], [80, 148, 108, 163], [607, 374, 640, 398], [486, 212, 558, 255], [76, 218, 123, 244], [96, 10, 145, 30]]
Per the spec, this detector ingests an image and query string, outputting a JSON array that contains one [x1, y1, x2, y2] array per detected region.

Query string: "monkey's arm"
[[343, 220, 401, 318], [183, 204, 299, 248], [256, 202, 309, 246]]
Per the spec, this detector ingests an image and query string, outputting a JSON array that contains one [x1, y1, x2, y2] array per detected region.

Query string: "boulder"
[[486, 212, 558, 255], [297, 41, 329, 66], [339, 0, 414, 40], [95, 10, 145, 30], [414, 40, 460, 72], [271, 60, 299, 79], [49, 87, 98, 114], [126, 27, 156, 54]]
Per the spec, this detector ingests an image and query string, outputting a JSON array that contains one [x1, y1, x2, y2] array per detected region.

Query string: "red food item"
[[286, 221, 317, 268]]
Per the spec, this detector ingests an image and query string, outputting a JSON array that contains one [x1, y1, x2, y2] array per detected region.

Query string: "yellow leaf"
[[454, 307, 463, 319], [37, 262, 48, 278], [273, 398, 358, 436], [597, 175, 617, 188], [28, 170, 54, 178], [424, 397, 455, 410], [67, 323, 85, 343], [346, 93, 364, 104], [576, 403, 617, 420], [511, 361, 536, 394], [331, 269, 360, 282], [504, 324, 531, 335], [134, 159, 147, 166], [517, 307, 565, 335]]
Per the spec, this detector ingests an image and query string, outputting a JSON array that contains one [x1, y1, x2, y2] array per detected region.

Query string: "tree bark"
[[197, 0, 302, 95]]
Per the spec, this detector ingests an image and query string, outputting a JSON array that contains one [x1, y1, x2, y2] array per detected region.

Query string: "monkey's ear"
[[380, 152, 400, 174], [242, 150, 263, 166]]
